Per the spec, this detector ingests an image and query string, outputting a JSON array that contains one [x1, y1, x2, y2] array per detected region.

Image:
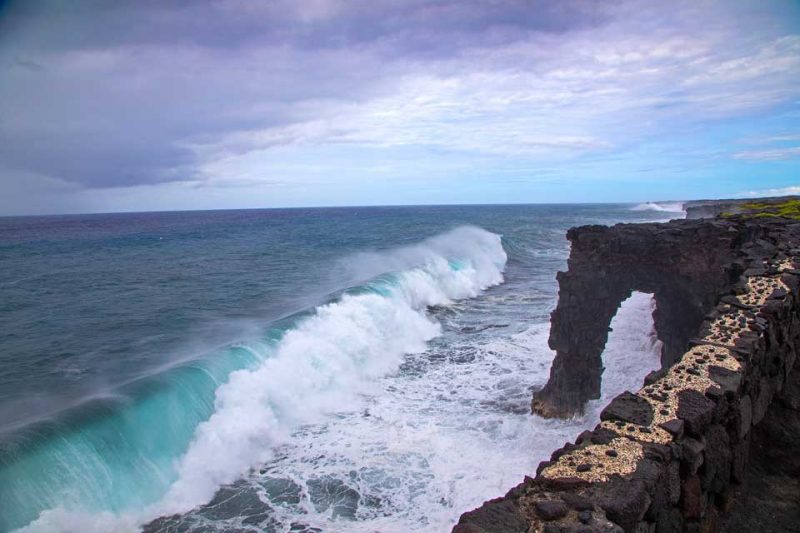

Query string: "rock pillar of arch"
[[531, 220, 747, 418]]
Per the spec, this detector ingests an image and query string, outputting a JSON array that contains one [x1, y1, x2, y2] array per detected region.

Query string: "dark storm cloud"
[[0, 0, 607, 189], [0, 1, 605, 54]]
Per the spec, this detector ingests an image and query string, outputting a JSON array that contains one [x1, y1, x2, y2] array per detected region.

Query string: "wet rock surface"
[[455, 213, 800, 533], [144, 482, 280, 532]]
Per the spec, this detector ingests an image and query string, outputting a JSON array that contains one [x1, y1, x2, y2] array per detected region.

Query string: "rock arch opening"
[[596, 291, 663, 405], [531, 221, 748, 418]]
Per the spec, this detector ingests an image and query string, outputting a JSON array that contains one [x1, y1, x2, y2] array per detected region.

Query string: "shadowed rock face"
[[532, 218, 784, 418], [720, 362, 800, 533]]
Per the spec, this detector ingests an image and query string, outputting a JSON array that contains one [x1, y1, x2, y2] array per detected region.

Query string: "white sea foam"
[[159, 228, 506, 512], [593, 291, 663, 405], [337, 225, 508, 291], [631, 201, 686, 215], [19, 226, 507, 532], [237, 291, 663, 532]]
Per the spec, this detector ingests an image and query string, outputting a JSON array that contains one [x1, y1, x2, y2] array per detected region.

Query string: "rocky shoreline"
[[454, 202, 800, 532]]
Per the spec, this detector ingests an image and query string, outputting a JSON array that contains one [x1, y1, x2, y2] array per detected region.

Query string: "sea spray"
[[631, 202, 686, 214], [160, 228, 506, 513], [594, 291, 663, 405], [143, 291, 664, 532], [12, 226, 507, 532]]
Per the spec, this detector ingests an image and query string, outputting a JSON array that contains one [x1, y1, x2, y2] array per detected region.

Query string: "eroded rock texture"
[[533, 218, 790, 418], [455, 215, 800, 533], [720, 362, 800, 533]]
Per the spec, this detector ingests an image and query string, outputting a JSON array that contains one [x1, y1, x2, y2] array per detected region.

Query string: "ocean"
[[0, 203, 684, 532]]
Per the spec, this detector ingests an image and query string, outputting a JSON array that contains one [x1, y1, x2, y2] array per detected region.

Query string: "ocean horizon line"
[[0, 199, 695, 220]]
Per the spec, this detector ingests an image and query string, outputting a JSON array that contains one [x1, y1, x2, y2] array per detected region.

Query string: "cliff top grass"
[[722, 197, 800, 221]]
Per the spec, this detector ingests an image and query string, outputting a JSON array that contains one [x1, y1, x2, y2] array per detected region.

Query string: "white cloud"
[[203, 1, 800, 169], [739, 186, 800, 198], [736, 134, 800, 144], [2, 0, 800, 211], [733, 147, 800, 161]]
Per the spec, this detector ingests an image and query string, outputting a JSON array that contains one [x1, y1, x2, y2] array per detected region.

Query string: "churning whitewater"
[[1, 206, 675, 533], [16, 226, 508, 531], [159, 227, 507, 513]]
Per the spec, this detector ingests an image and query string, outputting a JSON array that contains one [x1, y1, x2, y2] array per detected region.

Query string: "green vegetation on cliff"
[[722, 198, 800, 221]]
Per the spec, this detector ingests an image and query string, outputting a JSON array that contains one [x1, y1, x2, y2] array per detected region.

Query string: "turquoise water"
[[0, 204, 680, 532]]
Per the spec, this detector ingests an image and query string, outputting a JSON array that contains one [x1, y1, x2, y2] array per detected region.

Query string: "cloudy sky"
[[0, 0, 799, 215]]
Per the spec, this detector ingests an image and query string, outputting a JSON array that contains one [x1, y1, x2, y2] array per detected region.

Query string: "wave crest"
[[17, 226, 507, 531], [159, 226, 506, 513]]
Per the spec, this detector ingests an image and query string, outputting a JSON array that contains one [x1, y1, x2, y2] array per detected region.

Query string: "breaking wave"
[[12, 226, 507, 532], [631, 201, 685, 214]]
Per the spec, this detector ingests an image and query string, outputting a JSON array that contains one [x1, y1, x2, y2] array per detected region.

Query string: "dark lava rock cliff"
[[531, 218, 751, 418], [455, 212, 800, 533]]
